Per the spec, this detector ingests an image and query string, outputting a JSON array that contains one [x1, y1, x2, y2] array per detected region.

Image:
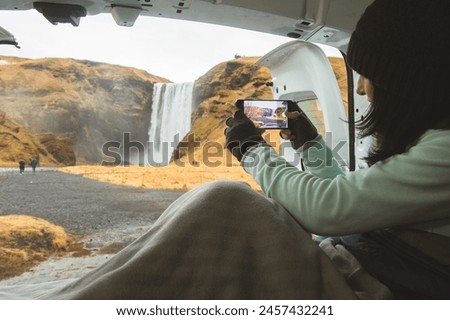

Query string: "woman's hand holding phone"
[[224, 110, 266, 162], [280, 101, 319, 150]]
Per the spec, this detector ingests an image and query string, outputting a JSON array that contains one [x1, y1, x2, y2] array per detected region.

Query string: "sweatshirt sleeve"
[[241, 130, 450, 236], [297, 135, 345, 179]]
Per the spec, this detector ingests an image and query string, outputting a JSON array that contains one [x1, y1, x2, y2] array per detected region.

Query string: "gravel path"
[[0, 168, 185, 249]]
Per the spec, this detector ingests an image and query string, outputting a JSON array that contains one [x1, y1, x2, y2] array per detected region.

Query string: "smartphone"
[[236, 99, 289, 129]]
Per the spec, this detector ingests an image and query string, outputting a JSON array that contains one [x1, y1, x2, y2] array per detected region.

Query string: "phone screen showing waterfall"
[[236, 99, 288, 129]]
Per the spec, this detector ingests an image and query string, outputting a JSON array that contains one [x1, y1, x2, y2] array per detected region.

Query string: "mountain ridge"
[[0, 55, 169, 165], [0, 55, 347, 167]]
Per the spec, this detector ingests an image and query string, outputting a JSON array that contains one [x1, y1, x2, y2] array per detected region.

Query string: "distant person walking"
[[30, 158, 37, 173], [18, 159, 25, 174]]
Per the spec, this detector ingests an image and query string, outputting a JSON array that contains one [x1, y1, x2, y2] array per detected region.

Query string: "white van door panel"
[[258, 40, 349, 170]]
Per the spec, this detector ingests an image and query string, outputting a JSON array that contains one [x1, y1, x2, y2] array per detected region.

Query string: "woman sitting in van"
[[34, 0, 449, 300], [225, 0, 450, 298]]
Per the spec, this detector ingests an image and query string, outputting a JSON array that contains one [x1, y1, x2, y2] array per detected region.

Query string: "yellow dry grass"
[[59, 162, 262, 192], [57, 130, 288, 192], [0, 215, 88, 280]]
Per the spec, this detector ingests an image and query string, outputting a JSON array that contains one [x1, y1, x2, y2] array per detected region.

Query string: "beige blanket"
[[0, 180, 390, 299]]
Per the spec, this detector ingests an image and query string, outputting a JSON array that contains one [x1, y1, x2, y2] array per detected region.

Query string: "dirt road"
[[0, 169, 185, 249]]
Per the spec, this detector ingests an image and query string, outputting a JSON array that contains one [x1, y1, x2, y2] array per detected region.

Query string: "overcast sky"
[[0, 9, 339, 83]]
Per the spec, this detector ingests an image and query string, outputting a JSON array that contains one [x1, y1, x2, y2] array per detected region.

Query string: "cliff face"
[[173, 57, 278, 166], [0, 56, 169, 165], [0, 111, 73, 166], [173, 56, 347, 166]]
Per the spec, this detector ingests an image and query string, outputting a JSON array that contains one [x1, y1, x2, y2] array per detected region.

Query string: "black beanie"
[[347, 0, 449, 103]]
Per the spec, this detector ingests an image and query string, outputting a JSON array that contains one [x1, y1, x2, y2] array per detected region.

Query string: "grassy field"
[[58, 163, 261, 191]]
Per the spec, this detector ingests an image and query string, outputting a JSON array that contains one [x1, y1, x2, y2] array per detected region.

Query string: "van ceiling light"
[[111, 5, 142, 27], [33, 2, 87, 26]]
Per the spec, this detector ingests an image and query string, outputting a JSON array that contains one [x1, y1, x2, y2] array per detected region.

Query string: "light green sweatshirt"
[[242, 129, 450, 237]]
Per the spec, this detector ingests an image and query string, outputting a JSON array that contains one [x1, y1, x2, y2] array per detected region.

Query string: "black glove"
[[280, 101, 319, 150], [224, 110, 266, 162]]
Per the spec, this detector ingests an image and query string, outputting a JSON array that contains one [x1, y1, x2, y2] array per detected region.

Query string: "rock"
[[0, 112, 62, 166], [173, 57, 276, 166]]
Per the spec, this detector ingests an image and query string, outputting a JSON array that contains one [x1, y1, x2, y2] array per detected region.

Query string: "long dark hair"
[[356, 83, 450, 166]]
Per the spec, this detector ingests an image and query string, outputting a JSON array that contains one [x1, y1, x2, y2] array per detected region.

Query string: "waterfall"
[[147, 82, 194, 165]]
